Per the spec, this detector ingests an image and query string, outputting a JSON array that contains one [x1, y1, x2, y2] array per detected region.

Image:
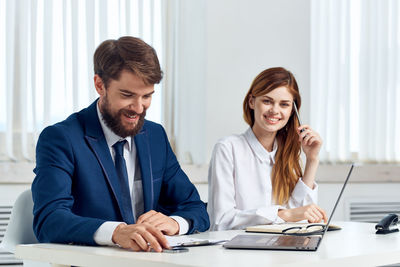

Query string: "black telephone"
[[375, 213, 399, 234]]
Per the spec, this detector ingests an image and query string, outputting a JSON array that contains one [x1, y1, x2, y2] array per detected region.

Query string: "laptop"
[[223, 164, 354, 251]]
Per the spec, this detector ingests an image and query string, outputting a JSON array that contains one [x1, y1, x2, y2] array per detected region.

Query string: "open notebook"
[[246, 222, 341, 234]]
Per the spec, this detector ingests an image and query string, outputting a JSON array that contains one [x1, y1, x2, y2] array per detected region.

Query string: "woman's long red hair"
[[243, 67, 302, 205]]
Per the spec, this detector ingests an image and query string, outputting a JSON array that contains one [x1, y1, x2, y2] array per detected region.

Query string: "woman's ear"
[[94, 75, 105, 96], [249, 95, 255, 109]]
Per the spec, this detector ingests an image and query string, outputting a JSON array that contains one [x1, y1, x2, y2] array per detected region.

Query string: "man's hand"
[[137, 210, 180, 235], [278, 204, 328, 223], [112, 222, 170, 252]]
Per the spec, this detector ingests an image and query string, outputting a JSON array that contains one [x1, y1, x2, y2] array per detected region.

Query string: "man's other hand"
[[137, 210, 180, 235]]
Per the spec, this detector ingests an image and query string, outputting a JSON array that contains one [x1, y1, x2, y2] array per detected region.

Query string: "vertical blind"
[[0, 0, 163, 162], [310, 0, 400, 163]]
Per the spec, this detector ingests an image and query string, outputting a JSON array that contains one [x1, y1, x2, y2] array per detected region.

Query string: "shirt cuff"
[[291, 178, 318, 205], [274, 210, 286, 224], [170, 216, 189, 235], [93, 221, 125, 246], [256, 205, 286, 224]]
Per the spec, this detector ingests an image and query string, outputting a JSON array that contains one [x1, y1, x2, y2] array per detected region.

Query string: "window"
[[310, 0, 400, 162], [0, 0, 163, 161]]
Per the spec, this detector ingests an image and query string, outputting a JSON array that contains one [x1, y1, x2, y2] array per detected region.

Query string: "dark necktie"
[[113, 140, 135, 224]]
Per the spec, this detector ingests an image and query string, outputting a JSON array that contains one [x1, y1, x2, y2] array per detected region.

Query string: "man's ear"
[[94, 75, 105, 96], [248, 95, 255, 109]]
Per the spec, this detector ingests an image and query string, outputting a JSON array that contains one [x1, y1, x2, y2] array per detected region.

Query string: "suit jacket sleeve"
[[156, 126, 210, 234], [32, 124, 105, 245]]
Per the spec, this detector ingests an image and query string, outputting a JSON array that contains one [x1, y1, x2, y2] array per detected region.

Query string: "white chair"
[[1, 189, 37, 253], [0, 189, 50, 267]]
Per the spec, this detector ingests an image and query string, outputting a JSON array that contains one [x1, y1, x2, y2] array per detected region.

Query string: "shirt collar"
[[96, 102, 132, 151], [244, 127, 277, 164]]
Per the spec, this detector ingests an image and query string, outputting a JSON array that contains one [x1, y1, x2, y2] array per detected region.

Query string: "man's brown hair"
[[93, 36, 163, 88]]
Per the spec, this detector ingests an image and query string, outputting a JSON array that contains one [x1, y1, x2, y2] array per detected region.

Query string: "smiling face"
[[95, 69, 154, 138], [249, 86, 294, 137]]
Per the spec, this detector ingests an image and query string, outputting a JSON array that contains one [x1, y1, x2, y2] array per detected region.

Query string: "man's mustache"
[[120, 109, 146, 117]]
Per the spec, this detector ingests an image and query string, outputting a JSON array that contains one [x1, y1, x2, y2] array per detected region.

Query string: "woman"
[[207, 67, 327, 231]]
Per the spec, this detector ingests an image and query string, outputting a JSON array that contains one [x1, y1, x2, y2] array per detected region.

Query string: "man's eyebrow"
[[119, 89, 135, 94], [145, 91, 155, 95], [118, 89, 155, 96]]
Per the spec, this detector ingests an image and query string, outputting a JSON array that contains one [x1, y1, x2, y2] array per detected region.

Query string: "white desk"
[[15, 222, 400, 267]]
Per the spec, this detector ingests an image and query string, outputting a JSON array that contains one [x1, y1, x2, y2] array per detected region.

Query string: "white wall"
[[176, 0, 311, 164]]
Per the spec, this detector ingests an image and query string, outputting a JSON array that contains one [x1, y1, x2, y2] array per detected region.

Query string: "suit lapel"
[[80, 100, 127, 222], [134, 127, 154, 212]]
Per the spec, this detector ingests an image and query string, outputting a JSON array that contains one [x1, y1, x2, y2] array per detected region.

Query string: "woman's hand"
[[297, 125, 322, 161], [278, 204, 328, 223]]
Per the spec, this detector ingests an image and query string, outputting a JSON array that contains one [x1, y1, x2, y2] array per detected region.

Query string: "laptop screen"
[[320, 164, 354, 239]]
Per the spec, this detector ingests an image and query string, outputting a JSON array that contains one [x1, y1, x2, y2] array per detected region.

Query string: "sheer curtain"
[[0, 0, 163, 162], [310, 0, 400, 163]]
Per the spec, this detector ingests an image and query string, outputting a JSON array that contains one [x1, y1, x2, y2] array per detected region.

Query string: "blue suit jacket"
[[32, 100, 209, 245]]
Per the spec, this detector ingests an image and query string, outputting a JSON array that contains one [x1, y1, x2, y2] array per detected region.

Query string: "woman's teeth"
[[267, 117, 279, 122]]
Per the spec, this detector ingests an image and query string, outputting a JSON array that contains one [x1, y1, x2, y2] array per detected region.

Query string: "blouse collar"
[[244, 127, 277, 164]]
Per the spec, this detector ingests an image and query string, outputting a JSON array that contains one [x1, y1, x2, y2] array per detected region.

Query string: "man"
[[32, 36, 209, 252]]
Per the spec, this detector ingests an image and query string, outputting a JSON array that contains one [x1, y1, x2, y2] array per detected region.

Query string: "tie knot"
[[113, 140, 127, 156]]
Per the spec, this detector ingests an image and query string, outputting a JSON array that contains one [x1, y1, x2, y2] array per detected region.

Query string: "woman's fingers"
[[305, 204, 327, 223]]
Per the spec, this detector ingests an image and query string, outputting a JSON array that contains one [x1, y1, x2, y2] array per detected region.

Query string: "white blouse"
[[207, 128, 318, 231]]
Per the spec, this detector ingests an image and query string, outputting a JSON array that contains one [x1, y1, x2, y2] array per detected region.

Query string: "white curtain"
[[0, 0, 163, 162], [161, 0, 179, 152], [310, 0, 400, 163], [161, 0, 207, 164]]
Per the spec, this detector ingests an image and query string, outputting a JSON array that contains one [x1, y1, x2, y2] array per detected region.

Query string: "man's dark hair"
[[93, 36, 163, 88]]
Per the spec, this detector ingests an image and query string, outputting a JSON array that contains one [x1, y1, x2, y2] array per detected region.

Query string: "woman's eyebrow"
[[262, 96, 292, 102], [262, 96, 273, 100]]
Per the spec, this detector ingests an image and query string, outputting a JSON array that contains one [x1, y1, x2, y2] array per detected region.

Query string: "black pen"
[[293, 102, 305, 133]]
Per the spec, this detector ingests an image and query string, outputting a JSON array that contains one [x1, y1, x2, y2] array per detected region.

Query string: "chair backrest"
[[0, 189, 38, 253]]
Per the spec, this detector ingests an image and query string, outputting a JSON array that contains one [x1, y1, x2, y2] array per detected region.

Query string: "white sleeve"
[[207, 142, 284, 231], [93, 221, 124, 246], [287, 178, 318, 209], [169, 216, 189, 235]]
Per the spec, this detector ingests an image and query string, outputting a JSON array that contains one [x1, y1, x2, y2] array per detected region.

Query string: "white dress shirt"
[[94, 104, 188, 245], [207, 128, 318, 231]]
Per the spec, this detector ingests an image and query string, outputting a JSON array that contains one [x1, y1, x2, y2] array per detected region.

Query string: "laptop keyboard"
[[267, 236, 311, 247]]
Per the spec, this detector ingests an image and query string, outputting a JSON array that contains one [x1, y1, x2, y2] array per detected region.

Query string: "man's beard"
[[100, 96, 146, 138]]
